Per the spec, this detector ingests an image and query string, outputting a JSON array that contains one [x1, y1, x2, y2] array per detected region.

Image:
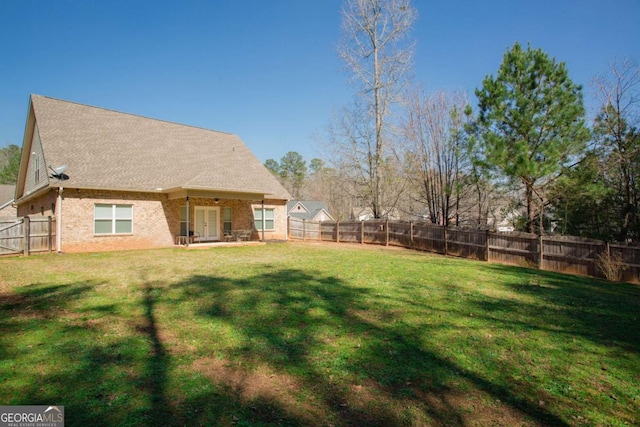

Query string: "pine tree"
[[472, 42, 590, 233]]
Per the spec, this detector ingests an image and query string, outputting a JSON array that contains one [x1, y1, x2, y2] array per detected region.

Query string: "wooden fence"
[[289, 217, 640, 283], [0, 217, 56, 256]]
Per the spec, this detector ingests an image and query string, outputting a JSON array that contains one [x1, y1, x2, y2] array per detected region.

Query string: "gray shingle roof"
[[287, 200, 332, 220], [30, 95, 290, 199], [0, 185, 15, 205]]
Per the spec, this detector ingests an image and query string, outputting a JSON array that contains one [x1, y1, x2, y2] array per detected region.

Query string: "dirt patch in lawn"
[[191, 357, 547, 426], [192, 357, 327, 424]]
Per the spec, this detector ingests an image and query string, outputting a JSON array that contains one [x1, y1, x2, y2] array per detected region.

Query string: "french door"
[[194, 207, 220, 241]]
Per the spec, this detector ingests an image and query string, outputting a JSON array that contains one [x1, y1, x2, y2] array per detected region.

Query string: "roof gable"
[[287, 201, 310, 214], [287, 200, 334, 221], [18, 95, 290, 200]]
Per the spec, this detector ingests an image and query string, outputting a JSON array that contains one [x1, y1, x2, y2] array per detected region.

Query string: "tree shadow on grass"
[[0, 268, 575, 426], [171, 268, 570, 426], [0, 281, 100, 359], [482, 264, 640, 354], [0, 278, 175, 425]]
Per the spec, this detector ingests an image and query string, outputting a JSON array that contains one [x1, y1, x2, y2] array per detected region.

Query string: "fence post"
[[538, 234, 544, 270], [48, 216, 53, 252], [385, 220, 389, 246], [23, 216, 30, 256], [336, 221, 340, 243], [360, 221, 364, 244], [444, 226, 448, 256], [485, 229, 490, 262], [303, 219, 306, 242], [410, 221, 414, 249]]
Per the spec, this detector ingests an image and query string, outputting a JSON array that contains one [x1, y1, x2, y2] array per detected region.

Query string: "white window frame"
[[223, 207, 233, 234], [94, 204, 133, 235], [179, 206, 189, 236], [254, 208, 275, 231]]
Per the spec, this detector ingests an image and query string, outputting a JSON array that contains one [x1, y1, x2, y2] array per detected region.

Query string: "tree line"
[[0, 144, 20, 185], [265, 0, 639, 244]]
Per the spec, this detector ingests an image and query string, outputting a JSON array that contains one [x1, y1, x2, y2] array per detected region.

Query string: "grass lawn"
[[0, 242, 638, 426]]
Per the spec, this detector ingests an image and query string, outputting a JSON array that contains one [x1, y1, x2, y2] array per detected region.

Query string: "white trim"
[[254, 207, 275, 231], [56, 188, 62, 253], [93, 203, 133, 235], [194, 206, 220, 241]]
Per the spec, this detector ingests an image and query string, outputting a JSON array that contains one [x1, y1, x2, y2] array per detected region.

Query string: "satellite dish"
[[49, 164, 69, 180], [53, 165, 68, 175]]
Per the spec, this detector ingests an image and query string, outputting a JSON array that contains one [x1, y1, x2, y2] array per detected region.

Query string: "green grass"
[[0, 242, 638, 426]]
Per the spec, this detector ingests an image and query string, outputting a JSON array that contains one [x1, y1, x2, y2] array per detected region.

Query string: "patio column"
[[186, 196, 190, 247], [261, 200, 265, 242]]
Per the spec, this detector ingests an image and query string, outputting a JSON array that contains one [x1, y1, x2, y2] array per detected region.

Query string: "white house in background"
[[287, 200, 334, 222], [351, 206, 400, 221], [487, 208, 522, 232]]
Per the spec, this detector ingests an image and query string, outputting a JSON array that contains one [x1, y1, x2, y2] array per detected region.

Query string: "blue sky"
[[1, 0, 638, 162]]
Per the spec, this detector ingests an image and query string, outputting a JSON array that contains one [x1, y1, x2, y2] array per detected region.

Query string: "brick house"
[[14, 95, 291, 252]]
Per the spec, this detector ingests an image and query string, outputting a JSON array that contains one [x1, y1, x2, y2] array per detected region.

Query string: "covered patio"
[[168, 189, 285, 247]]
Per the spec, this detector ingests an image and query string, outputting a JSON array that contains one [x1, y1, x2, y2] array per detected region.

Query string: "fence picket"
[[288, 217, 639, 283], [0, 217, 56, 256]]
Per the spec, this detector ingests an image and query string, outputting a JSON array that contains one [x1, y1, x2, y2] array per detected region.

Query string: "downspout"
[[56, 187, 63, 253], [261, 200, 265, 242], [186, 196, 190, 247]]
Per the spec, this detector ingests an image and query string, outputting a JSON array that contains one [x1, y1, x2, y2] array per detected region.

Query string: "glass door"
[[194, 207, 220, 241]]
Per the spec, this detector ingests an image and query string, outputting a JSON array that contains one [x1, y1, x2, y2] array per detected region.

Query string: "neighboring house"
[[287, 200, 334, 222], [490, 211, 519, 232], [0, 185, 16, 217], [351, 206, 400, 221], [14, 94, 291, 252]]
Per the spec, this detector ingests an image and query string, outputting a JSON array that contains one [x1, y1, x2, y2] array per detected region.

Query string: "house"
[[14, 94, 291, 252], [351, 206, 400, 221], [484, 200, 523, 232], [0, 185, 16, 217], [287, 200, 334, 222]]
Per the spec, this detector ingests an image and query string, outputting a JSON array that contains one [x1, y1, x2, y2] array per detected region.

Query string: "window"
[[254, 208, 274, 231], [223, 207, 233, 234], [179, 206, 188, 236], [34, 156, 40, 183], [95, 204, 133, 234]]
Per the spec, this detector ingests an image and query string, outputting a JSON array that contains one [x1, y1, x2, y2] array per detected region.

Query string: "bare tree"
[[400, 90, 470, 225], [592, 58, 640, 241], [592, 58, 640, 129], [304, 159, 352, 219], [336, 0, 416, 218]]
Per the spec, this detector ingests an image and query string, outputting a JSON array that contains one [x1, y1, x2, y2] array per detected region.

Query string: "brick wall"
[[17, 189, 288, 252], [250, 199, 288, 240], [57, 189, 173, 252], [17, 189, 57, 218], [0, 206, 17, 218], [176, 197, 288, 241]]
